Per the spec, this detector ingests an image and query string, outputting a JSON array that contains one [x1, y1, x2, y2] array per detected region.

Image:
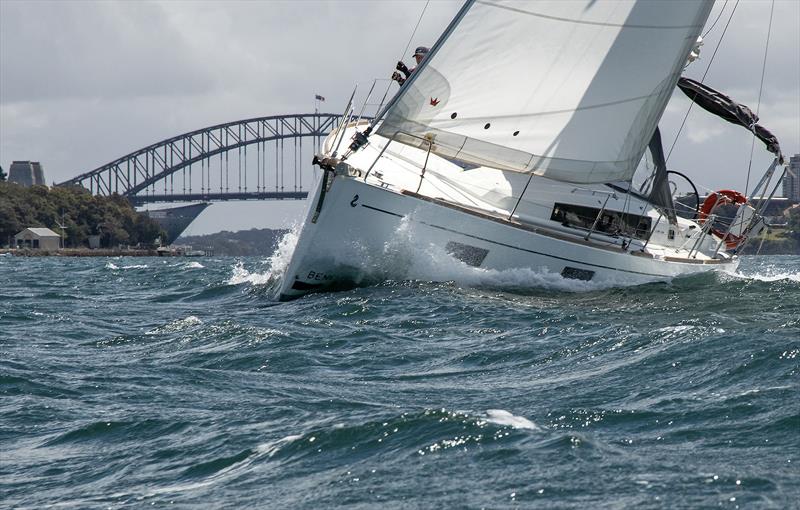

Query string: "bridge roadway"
[[58, 113, 363, 205], [127, 191, 308, 206]]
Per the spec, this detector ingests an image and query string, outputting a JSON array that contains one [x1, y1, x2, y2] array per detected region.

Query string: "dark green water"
[[1, 251, 798, 508]]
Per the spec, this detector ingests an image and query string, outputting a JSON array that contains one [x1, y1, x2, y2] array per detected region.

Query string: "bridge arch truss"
[[58, 113, 350, 205]]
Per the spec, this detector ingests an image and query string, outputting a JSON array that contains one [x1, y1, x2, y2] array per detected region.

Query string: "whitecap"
[[732, 271, 800, 283], [145, 315, 202, 335], [484, 409, 540, 430], [184, 261, 204, 269], [107, 263, 148, 270]]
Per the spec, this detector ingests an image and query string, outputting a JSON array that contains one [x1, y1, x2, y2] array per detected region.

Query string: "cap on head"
[[413, 46, 430, 57]]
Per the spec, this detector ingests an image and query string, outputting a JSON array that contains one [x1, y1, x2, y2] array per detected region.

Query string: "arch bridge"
[[57, 113, 359, 206]]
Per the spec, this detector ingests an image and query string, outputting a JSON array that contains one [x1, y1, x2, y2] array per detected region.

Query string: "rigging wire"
[[745, 0, 776, 198], [666, 0, 740, 163], [702, 0, 729, 38], [399, 1, 431, 64], [370, 1, 430, 127]]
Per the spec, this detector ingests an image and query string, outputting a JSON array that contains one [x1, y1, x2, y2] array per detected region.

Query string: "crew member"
[[392, 46, 429, 85]]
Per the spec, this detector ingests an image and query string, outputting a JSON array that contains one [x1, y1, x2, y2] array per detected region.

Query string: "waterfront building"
[[14, 228, 60, 250], [784, 154, 800, 201]]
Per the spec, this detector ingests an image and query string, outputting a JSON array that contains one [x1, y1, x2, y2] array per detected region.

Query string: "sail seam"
[[429, 92, 656, 123], [477, 1, 705, 30]]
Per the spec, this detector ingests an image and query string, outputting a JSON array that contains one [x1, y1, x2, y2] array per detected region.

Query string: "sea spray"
[[226, 225, 301, 287]]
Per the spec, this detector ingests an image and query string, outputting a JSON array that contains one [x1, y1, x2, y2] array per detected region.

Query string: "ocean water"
[[1, 240, 798, 508]]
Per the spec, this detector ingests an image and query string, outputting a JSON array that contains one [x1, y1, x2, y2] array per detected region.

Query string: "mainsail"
[[375, 0, 714, 184]]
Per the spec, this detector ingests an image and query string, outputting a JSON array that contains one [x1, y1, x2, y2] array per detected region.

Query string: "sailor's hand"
[[391, 71, 405, 85], [396, 61, 409, 74]]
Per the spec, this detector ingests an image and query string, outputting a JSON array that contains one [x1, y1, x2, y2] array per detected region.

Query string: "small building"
[[14, 228, 61, 251]]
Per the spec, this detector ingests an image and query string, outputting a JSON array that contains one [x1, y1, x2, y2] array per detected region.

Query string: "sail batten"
[[375, 0, 714, 184]]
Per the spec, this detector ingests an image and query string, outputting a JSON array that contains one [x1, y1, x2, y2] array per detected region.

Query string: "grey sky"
[[1, 0, 798, 235]]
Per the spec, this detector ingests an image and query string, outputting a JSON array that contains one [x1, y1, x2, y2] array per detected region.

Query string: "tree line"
[[0, 182, 164, 248], [178, 228, 288, 256]]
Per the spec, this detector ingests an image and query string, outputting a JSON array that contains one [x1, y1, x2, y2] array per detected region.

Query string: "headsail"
[[375, 0, 714, 184]]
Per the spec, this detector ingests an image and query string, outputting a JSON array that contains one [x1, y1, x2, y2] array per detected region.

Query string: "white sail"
[[375, 0, 714, 184]]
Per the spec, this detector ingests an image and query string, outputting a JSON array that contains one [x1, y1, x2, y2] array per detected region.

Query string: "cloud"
[[0, 1, 217, 102], [0, 0, 797, 231]]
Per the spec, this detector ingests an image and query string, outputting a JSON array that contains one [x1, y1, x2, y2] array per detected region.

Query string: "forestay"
[[376, 0, 713, 184]]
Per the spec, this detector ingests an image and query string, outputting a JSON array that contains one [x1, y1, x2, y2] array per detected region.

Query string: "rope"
[[666, 0, 739, 163], [745, 0, 775, 198], [755, 225, 768, 255], [368, 1, 430, 129]]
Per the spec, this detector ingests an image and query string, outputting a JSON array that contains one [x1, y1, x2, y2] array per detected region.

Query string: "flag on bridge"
[[315, 94, 325, 102]]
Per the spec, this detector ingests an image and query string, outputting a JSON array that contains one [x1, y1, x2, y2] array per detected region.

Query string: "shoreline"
[[0, 248, 160, 257]]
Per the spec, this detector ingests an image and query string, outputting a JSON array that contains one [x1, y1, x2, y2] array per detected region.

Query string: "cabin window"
[[551, 203, 651, 239]]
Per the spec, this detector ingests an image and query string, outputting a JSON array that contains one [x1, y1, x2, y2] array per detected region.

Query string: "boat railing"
[[363, 130, 434, 189], [640, 212, 664, 252], [688, 214, 716, 258], [735, 157, 785, 254], [330, 86, 359, 158], [583, 193, 613, 242]]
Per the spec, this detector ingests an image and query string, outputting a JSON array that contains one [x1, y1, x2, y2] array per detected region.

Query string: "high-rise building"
[[8, 161, 47, 187], [784, 154, 800, 201]]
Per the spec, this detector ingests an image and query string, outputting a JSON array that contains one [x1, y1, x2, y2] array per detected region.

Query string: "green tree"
[[0, 166, 6, 181], [0, 182, 165, 248], [788, 207, 800, 230]]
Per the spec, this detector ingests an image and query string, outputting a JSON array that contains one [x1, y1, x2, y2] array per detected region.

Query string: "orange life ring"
[[698, 189, 748, 249]]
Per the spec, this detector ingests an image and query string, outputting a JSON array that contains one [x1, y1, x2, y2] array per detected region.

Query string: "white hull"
[[277, 171, 737, 300]]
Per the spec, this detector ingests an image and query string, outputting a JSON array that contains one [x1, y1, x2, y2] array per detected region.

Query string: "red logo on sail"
[[429, 97, 440, 106]]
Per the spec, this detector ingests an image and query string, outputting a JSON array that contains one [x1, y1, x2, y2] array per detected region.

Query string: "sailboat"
[[277, 0, 785, 300]]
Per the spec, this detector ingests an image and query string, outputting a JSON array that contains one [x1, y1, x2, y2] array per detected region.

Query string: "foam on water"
[[484, 410, 541, 430], [732, 270, 800, 283], [105, 262, 148, 270], [145, 316, 202, 335], [226, 226, 300, 287], [719, 256, 800, 283]]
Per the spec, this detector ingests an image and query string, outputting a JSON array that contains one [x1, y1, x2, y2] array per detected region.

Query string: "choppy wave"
[[1, 254, 797, 508]]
